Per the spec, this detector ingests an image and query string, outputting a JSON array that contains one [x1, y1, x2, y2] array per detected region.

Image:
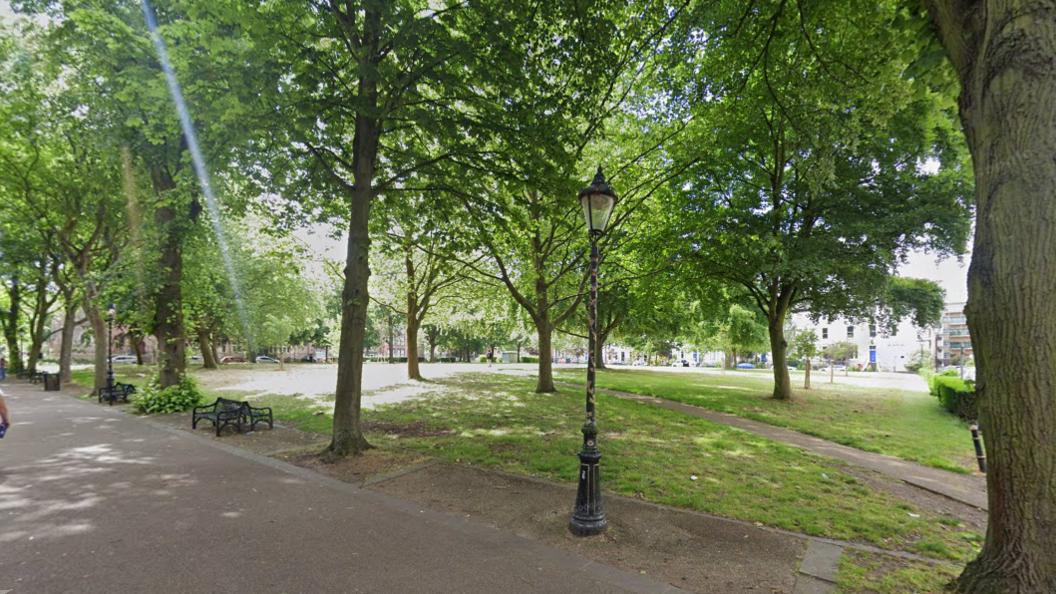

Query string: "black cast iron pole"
[[106, 309, 115, 406], [570, 234, 607, 536]]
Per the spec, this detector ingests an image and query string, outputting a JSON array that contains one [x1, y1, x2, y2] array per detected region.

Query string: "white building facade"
[[789, 313, 935, 372]]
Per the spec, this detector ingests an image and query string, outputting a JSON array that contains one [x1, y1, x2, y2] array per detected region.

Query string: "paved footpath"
[[557, 383, 988, 510], [0, 381, 689, 594]]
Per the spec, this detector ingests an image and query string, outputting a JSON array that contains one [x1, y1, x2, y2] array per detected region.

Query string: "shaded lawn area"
[[362, 373, 978, 562], [69, 365, 155, 396], [553, 368, 975, 474]]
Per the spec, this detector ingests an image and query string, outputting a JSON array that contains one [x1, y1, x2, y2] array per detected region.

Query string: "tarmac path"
[[0, 381, 685, 594]]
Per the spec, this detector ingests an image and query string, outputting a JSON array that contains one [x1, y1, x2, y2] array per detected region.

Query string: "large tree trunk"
[[197, 325, 218, 368], [59, 300, 77, 383], [926, 2, 1056, 591], [329, 184, 374, 458], [535, 315, 555, 393], [150, 159, 186, 389], [406, 257, 423, 380], [406, 313, 422, 380], [83, 299, 107, 393], [2, 276, 22, 374], [768, 315, 792, 400], [594, 327, 609, 371]]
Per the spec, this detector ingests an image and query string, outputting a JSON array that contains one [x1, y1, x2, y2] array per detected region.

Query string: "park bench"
[[243, 401, 274, 432], [97, 382, 137, 405], [191, 398, 273, 436]]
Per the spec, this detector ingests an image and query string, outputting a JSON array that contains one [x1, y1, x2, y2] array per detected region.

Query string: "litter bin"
[[43, 372, 61, 391]]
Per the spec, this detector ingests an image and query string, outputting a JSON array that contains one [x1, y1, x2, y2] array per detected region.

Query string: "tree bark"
[[329, 183, 374, 458], [925, 2, 1056, 591], [197, 325, 218, 368], [406, 312, 422, 380], [535, 314, 555, 393], [804, 359, 811, 390], [150, 161, 186, 389], [768, 315, 792, 400], [2, 276, 22, 374], [406, 256, 422, 380], [83, 298, 107, 393], [59, 301, 77, 383]]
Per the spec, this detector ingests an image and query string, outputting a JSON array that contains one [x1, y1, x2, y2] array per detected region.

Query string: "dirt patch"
[[148, 411, 330, 455], [840, 466, 987, 532], [363, 419, 455, 438], [278, 447, 431, 485], [368, 463, 805, 594]]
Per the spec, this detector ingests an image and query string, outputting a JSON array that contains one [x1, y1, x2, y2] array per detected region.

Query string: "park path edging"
[[555, 382, 988, 510]]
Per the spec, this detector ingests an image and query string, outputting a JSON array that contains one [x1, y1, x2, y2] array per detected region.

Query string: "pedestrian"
[[0, 387, 9, 437], [486, 347, 494, 368], [0, 356, 6, 381]]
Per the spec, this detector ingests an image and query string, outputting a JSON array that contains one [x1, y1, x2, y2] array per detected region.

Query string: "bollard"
[[970, 424, 986, 473]]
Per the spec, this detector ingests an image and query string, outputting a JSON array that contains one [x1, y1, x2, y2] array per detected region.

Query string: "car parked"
[[255, 356, 280, 364], [300, 355, 317, 363], [110, 355, 138, 364], [189, 355, 203, 362], [220, 356, 248, 364], [833, 365, 847, 372], [736, 362, 755, 369]]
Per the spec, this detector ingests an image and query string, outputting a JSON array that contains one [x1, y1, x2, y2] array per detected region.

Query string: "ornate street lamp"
[[569, 167, 617, 537], [106, 304, 116, 405]]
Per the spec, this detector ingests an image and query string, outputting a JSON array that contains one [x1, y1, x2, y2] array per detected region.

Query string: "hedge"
[[521, 356, 538, 363], [931, 375, 977, 421]]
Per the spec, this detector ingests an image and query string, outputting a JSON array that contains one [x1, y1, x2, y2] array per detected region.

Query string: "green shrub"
[[479, 355, 488, 363], [932, 376, 977, 421], [522, 356, 538, 363], [132, 375, 205, 414]]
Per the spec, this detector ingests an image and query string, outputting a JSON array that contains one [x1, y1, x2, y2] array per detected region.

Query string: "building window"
[[847, 326, 855, 338], [869, 324, 876, 337], [822, 328, 828, 339]]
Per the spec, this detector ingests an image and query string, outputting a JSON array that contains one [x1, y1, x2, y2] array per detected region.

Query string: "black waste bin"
[[43, 372, 60, 391]]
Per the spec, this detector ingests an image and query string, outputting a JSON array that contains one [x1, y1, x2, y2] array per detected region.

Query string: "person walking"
[[486, 347, 494, 368], [0, 356, 6, 381], [0, 387, 10, 438]]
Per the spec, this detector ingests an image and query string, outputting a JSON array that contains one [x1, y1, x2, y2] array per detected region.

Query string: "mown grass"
[[553, 368, 975, 474], [837, 549, 961, 593], [359, 373, 979, 560]]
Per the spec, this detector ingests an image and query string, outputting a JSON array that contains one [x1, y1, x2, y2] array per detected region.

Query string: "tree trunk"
[[328, 183, 374, 458], [84, 300, 107, 393], [2, 276, 22, 374], [925, 2, 1056, 591], [768, 315, 792, 400], [595, 327, 609, 371], [59, 301, 77, 383], [535, 315, 555, 393], [804, 359, 811, 390], [154, 205, 185, 388], [406, 312, 422, 380], [197, 326, 218, 368]]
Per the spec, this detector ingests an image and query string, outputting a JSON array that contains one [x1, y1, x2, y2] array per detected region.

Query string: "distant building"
[[789, 313, 935, 372], [937, 302, 973, 367]]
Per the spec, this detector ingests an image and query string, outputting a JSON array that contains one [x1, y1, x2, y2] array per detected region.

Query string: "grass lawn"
[[553, 368, 975, 474], [837, 549, 960, 593], [350, 373, 977, 562]]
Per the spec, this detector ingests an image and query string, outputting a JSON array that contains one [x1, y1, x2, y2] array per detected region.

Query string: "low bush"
[[521, 356, 538, 363], [132, 375, 204, 414], [932, 375, 977, 421]]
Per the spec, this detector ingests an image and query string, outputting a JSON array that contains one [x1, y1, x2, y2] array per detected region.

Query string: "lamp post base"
[[569, 426, 606, 537]]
